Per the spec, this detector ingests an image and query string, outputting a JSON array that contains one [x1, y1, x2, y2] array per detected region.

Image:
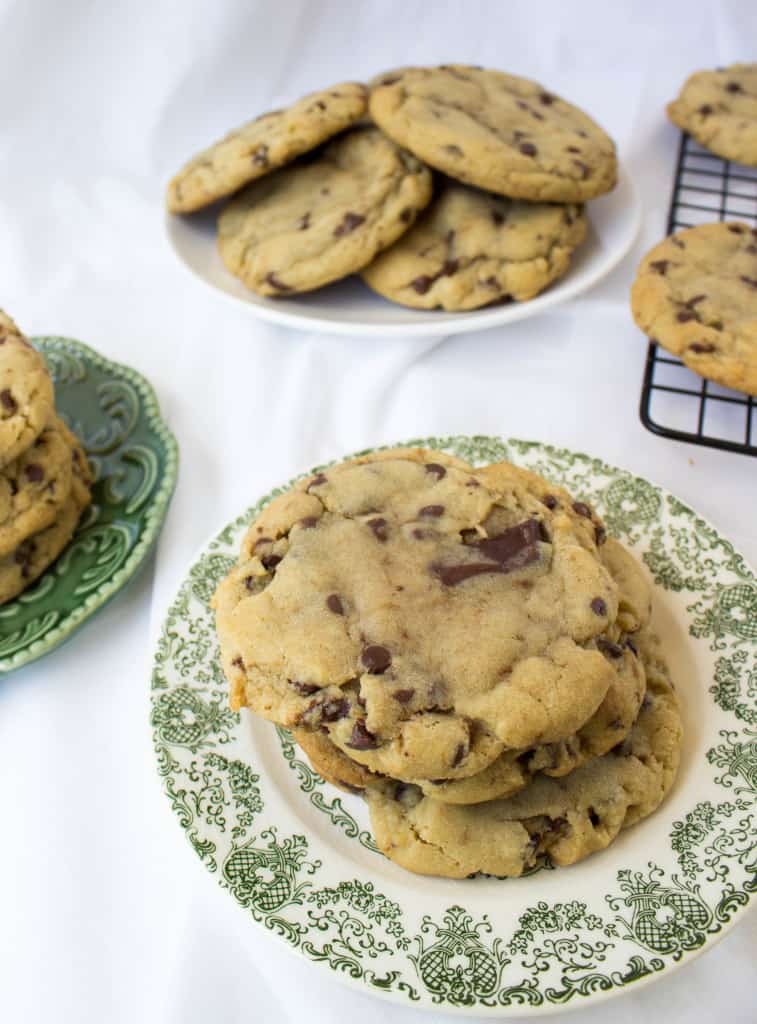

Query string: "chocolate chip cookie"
[[0, 311, 55, 468], [667, 64, 757, 166], [630, 221, 757, 395], [0, 415, 77, 558], [369, 65, 617, 202], [217, 128, 433, 295], [214, 449, 623, 782], [366, 629, 681, 878], [166, 82, 369, 213], [361, 178, 587, 310]]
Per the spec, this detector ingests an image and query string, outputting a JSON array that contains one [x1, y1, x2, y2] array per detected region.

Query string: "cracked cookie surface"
[[217, 128, 433, 295], [369, 65, 617, 202], [361, 178, 587, 310], [214, 448, 624, 782], [366, 629, 681, 878], [631, 221, 757, 395], [0, 311, 55, 468], [166, 82, 369, 213], [667, 63, 757, 166]]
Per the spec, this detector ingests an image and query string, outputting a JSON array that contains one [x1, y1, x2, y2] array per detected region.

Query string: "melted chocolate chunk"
[[361, 644, 392, 674], [307, 472, 327, 490], [24, 464, 44, 483], [367, 517, 388, 542], [595, 524, 607, 546], [519, 142, 538, 157], [419, 504, 444, 518], [411, 275, 433, 295], [740, 276, 757, 289], [260, 553, 282, 571], [451, 742, 467, 767], [542, 494, 559, 510], [231, 656, 244, 669], [650, 259, 670, 274], [393, 688, 415, 703], [0, 389, 17, 413], [243, 575, 258, 591], [726, 81, 743, 93], [596, 637, 624, 659], [320, 697, 350, 722], [265, 272, 291, 292], [491, 209, 505, 226], [689, 342, 716, 353], [334, 212, 365, 237], [566, 145, 581, 153], [434, 519, 542, 587], [326, 593, 344, 615], [625, 636, 638, 655], [400, 207, 413, 223], [291, 680, 319, 696], [347, 720, 379, 749], [539, 92, 554, 105], [728, 224, 744, 234], [591, 597, 608, 616], [425, 463, 446, 480], [588, 809, 601, 827], [412, 528, 431, 540], [572, 501, 592, 518], [676, 310, 697, 323], [442, 259, 459, 277], [698, 104, 713, 116]]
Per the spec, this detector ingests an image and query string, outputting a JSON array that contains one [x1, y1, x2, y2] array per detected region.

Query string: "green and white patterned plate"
[[0, 337, 178, 673], [150, 436, 756, 1016]]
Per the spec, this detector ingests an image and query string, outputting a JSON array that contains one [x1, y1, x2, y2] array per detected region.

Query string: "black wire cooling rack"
[[639, 132, 757, 457]]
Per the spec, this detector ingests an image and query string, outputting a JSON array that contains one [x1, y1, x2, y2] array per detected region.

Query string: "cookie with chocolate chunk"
[[214, 448, 624, 782], [631, 221, 757, 395], [369, 65, 617, 202], [217, 128, 433, 295], [361, 178, 587, 310], [166, 82, 369, 213], [0, 311, 55, 468], [366, 629, 681, 878], [667, 64, 757, 166]]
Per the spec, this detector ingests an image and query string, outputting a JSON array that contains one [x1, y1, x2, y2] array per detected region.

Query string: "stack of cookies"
[[213, 449, 682, 879], [167, 65, 618, 311], [0, 311, 93, 604]]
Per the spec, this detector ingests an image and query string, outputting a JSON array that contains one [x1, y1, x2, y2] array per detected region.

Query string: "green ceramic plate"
[[0, 337, 178, 673], [151, 436, 756, 1016]]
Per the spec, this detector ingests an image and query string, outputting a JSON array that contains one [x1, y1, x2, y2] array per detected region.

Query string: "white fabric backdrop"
[[0, 1, 755, 1021]]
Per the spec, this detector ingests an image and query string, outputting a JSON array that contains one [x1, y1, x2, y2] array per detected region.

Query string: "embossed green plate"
[[0, 337, 178, 673], [150, 437, 756, 1016]]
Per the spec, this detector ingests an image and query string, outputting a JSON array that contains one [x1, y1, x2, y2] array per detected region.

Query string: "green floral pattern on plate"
[[150, 436, 756, 1015], [0, 337, 178, 673]]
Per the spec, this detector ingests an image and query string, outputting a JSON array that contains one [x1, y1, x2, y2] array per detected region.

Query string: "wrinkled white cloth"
[[0, 1, 755, 1021]]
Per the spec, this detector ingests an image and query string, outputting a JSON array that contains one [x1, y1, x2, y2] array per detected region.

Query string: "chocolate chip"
[[698, 104, 713, 116], [425, 463, 446, 480], [243, 575, 257, 591], [572, 501, 592, 518], [291, 680, 319, 696], [419, 505, 444, 518], [685, 294, 706, 307], [307, 473, 327, 490], [314, 99, 327, 110], [393, 688, 415, 703], [491, 209, 505, 226], [321, 697, 350, 722], [298, 212, 311, 231], [519, 142, 537, 157], [434, 518, 542, 587], [445, 144, 463, 156], [252, 144, 269, 167], [542, 494, 559, 510], [442, 259, 459, 276], [726, 81, 743, 93], [671, 236, 685, 249], [539, 92, 554, 105], [597, 637, 624, 658], [689, 342, 716, 353], [261, 553, 281, 571], [299, 516, 318, 529], [265, 272, 291, 292], [24, 464, 44, 483], [591, 597, 608, 616], [566, 145, 581, 153], [728, 224, 744, 234], [573, 159, 590, 179], [334, 212, 365, 237], [231, 656, 244, 668], [326, 593, 344, 615], [625, 637, 638, 655], [378, 75, 400, 86], [451, 743, 467, 767], [0, 389, 17, 413], [411, 275, 433, 295], [609, 718, 624, 730], [595, 525, 607, 546], [650, 259, 670, 274], [740, 276, 757, 289], [347, 720, 379, 749], [588, 809, 601, 827], [412, 528, 431, 540], [367, 517, 388, 542], [253, 537, 273, 551], [361, 644, 392, 674], [400, 207, 413, 223], [676, 311, 697, 322]]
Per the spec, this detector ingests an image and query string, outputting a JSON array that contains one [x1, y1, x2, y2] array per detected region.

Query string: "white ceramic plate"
[[165, 171, 641, 337], [150, 436, 756, 1015]]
